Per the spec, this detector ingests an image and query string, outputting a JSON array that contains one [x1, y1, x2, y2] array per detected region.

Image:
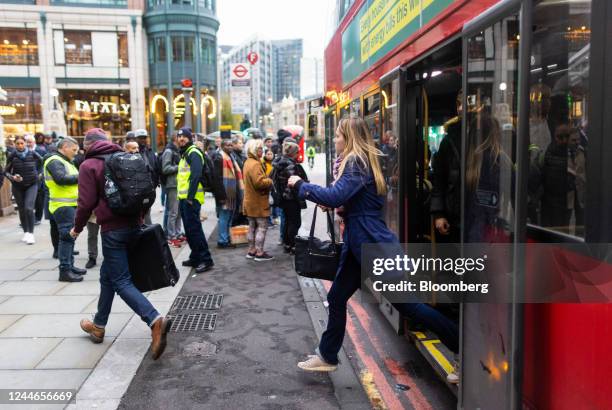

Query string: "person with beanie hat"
[[176, 126, 215, 273], [71, 128, 171, 359], [270, 137, 308, 253]]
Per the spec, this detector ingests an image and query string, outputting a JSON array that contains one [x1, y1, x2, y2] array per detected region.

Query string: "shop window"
[[0, 27, 38, 65], [184, 36, 194, 62], [1, 88, 42, 135], [171, 36, 182, 62], [64, 31, 92, 65], [117, 32, 128, 67], [526, 0, 591, 239], [60, 90, 131, 138]]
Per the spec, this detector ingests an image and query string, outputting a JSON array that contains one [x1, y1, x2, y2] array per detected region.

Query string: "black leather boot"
[[71, 266, 87, 275], [59, 269, 84, 282]]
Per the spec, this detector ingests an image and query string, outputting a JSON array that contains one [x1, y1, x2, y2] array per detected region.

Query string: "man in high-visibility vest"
[[306, 145, 316, 169], [44, 137, 87, 282], [176, 127, 214, 274]]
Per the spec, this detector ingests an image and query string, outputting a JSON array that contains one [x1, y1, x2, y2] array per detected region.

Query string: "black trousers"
[[281, 201, 301, 248], [13, 183, 38, 233], [34, 181, 45, 222]]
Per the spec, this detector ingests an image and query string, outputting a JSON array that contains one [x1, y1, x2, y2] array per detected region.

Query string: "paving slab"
[[0, 269, 37, 281], [0, 314, 23, 333], [0, 313, 132, 338], [0, 259, 40, 270], [0, 281, 67, 296], [0, 369, 90, 390], [0, 296, 97, 315], [0, 338, 62, 369], [81, 296, 133, 314], [55, 281, 103, 296], [21, 259, 60, 270], [117, 302, 172, 339], [24, 269, 100, 282], [76, 339, 151, 400], [36, 337, 114, 370], [0, 296, 8, 305], [67, 399, 121, 410]]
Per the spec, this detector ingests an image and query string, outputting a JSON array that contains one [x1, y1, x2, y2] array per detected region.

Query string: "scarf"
[[221, 150, 244, 211], [16, 148, 29, 161]]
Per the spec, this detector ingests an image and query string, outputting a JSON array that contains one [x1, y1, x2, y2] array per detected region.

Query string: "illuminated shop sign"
[[74, 100, 130, 115], [150, 94, 216, 119]]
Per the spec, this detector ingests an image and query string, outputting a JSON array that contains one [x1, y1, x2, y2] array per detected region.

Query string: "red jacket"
[[74, 140, 140, 233]]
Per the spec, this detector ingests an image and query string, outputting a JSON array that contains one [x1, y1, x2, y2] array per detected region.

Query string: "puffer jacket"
[[4, 149, 42, 187]]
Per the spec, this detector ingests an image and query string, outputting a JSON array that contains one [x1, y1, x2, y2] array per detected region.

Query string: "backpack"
[[103, 152, 156, 217], [201, 152, 215, 192]]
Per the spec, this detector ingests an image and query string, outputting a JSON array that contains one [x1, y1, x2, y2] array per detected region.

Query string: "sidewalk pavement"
[[0, 197, 217, 410]]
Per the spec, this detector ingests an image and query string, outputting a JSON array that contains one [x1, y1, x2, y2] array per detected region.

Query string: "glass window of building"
[[526, 0, 591, 238], [1, 88, 42, 135], [147, 0, 165, 8], [0, 27, 38, 65], [60, 90, 131, 137], [184, 36, 194, 61], [64, 31, 92, 65], [117, 32, 128, 67], [172, 0, 192, 5], [155, 36, 166, 62], [51, 0, 127, 6], [171, 36, 182, 61]]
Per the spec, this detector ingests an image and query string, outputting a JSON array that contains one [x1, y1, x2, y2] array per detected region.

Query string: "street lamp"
[[49, 88, 59, 110]]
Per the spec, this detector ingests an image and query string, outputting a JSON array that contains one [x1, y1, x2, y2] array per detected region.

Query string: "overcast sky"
[[216, 0, 335, 59]]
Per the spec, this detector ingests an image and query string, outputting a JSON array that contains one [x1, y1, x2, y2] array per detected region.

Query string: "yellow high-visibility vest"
[[44, 155, 78, 214], [177, 145, 205, 204]]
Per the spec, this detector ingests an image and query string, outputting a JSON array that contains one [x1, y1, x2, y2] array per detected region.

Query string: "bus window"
[[363, 92, 381, 145], [527, 0, 591, 239], [381, 79, 400, 236], [339, 103, 350, 120]]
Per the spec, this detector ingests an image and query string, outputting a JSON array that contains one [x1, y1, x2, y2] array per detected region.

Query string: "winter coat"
[[74, 140, 141, 234], [430, 121, 461, 225], [295, 158, 397, 273], [4, 149, 42, 188], [161, 143, 180, 189], [271, 155, 308, 206], [242, 155, 273, 218]]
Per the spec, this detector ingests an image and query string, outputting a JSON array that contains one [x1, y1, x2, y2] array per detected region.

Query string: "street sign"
[[247, 52, 259, 65], [230, 63, 251, 116]]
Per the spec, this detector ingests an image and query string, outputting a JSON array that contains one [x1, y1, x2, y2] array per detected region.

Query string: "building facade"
[[0, 0, 147, 139], [300, 57, 323, 100], [220, 36, 274, 128], [0, 0, 219, 147], [272, 39, 302, 102], [144, 0, 219, 149]]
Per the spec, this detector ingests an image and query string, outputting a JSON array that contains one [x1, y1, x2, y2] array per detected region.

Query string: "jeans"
[[54, 206, 76, 271], [318, 250, 459, 365], [164, 187, 182, 239], [278, 208, 285, 241], [87, 222, 99, 259], [281, 201, 301, 248], [217, 208, 234, 245], [160, 185, 167, 207], [94, 227, 160, 328], [179, 200, 213, 265], [13, 183, 38, 233], [50, 217, 59, 254]]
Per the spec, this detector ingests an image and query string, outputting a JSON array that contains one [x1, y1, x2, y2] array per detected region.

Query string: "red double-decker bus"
[[324, 0, 611, 408]]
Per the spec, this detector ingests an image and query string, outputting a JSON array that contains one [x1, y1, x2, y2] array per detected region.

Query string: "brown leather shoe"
[[80, 319, 104, 343], [150, 317, 172, 360]]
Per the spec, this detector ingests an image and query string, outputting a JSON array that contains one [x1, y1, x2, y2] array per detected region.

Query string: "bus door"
[[324, 105, 337, 186], [461, 4, 520, 409]]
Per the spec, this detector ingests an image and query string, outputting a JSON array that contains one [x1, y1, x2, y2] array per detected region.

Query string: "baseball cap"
[[134, 129, 148, 138]]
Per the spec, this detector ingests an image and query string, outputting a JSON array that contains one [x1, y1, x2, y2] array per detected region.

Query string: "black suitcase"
[[128, 224, 180, 292]]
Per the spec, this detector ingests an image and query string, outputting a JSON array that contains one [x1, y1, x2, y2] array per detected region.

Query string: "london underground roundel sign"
[[233, 64, 248, 78]]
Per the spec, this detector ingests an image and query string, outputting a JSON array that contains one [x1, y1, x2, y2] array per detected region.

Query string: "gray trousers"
[[87, 221, 99, 259], [165, 187, 182, 238]]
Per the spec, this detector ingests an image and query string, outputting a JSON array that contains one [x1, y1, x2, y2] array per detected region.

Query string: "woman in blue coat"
[[288, 116, 458, 372]]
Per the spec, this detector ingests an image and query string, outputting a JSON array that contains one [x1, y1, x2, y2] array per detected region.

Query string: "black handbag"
[[294, 208, 342, 281], [128, 224, 180, 292]]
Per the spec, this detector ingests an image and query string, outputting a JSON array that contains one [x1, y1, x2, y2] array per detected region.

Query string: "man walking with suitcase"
[[43, 137, 87, 282], [71, 128, 170, 360], [176, 127, 214, 273]]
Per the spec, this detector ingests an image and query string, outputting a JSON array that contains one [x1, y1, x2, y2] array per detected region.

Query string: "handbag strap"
[[308, 207, 337, 245]]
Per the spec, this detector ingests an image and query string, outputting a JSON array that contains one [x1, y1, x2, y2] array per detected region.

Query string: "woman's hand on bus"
[[434, 217, 450, 235], [287, 175, 301, 187]]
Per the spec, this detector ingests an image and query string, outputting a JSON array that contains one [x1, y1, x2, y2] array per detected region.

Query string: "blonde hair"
[[465, 112, 503, 192], [336, 115, 386, 195], [245, 138, 264, 158]]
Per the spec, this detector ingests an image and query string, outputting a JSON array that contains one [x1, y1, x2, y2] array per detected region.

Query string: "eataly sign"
[[74, 99, 130, 115]]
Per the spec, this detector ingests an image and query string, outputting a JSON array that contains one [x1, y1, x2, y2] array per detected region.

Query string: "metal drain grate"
[[168, 313, 217, 332], [171, 294, 223, 311]]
